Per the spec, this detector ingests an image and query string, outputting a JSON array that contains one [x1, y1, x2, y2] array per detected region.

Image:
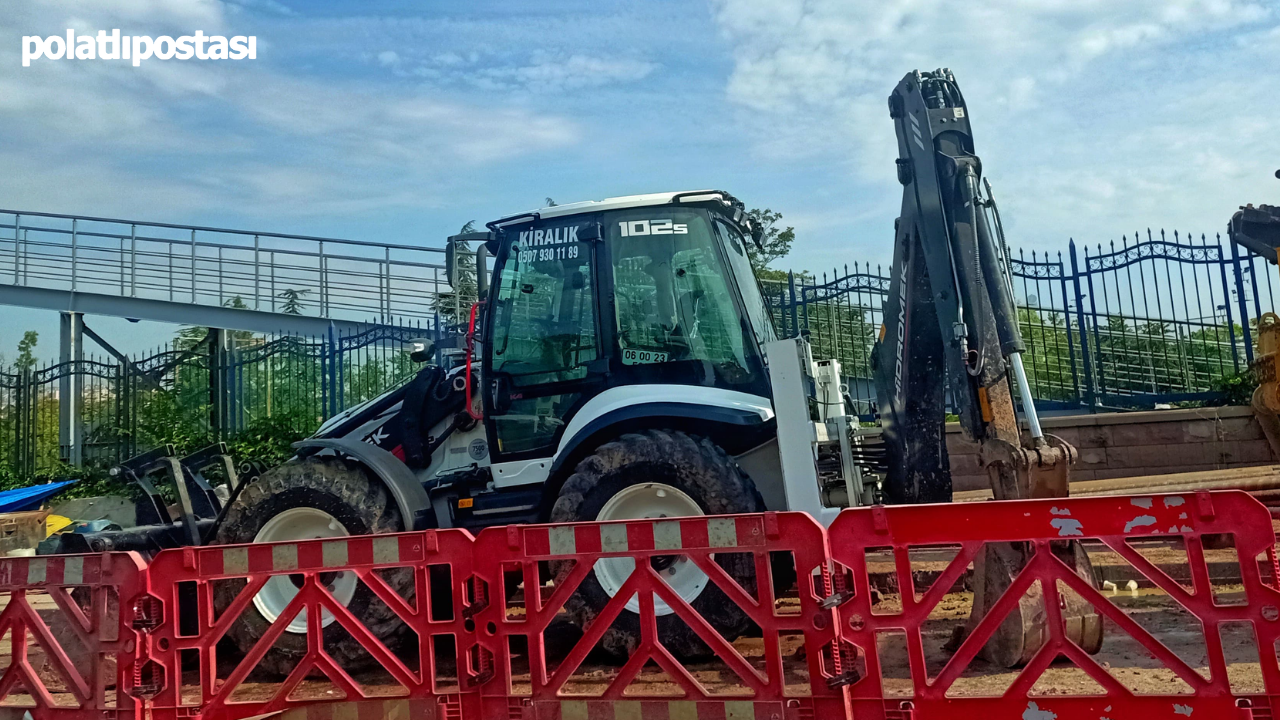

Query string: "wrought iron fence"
[[2, 225, 1272, 482], [0, 323, 429, 480], [766, 230, 1276, 413]]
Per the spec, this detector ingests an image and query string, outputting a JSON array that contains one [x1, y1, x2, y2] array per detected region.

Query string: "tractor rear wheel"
[[550, 429, 762, 659], [212, 458, 414, 677]]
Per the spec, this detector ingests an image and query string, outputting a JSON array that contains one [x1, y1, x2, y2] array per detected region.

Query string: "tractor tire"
[[550, 429, 762, 660], [213, 458, 414, 677]]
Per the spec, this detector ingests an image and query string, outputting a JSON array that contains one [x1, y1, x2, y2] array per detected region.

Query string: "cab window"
[[488, 227, 596, 454], [608, 209, 759, 387]]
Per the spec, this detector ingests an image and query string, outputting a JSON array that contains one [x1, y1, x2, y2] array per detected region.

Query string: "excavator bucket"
[[967, 435, 1103, 666]]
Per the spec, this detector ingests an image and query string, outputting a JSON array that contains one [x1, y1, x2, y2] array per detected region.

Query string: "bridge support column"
[[59, 311, 84, 467]]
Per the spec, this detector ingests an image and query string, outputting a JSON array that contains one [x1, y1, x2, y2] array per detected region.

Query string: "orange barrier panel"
[[43, 490, 1280, 720], [467, 512, 849, 720], [827, 490, 1280, 720], [0, 551, 148, 719]]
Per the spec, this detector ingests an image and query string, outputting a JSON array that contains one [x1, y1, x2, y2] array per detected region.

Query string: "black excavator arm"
[[872, 69, 1100, 667], [874, 69, 1070, 505], [1229, 200, 1280, 265]]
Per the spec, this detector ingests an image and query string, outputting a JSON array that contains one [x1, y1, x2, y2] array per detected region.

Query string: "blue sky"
[[1, 0, 1278, 360]]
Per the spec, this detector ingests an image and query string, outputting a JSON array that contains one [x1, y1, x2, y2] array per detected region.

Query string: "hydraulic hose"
[[968, 170, 1025, 357]]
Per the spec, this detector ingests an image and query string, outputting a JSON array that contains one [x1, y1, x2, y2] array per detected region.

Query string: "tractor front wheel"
[[212, 458, 414, 677], [550, 429, 762, 659]]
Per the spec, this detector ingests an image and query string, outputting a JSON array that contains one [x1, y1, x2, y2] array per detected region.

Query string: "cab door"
[[482, 220, 605, 461]]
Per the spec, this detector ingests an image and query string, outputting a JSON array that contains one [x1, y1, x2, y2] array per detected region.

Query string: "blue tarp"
[[0, 480, 77, 513]]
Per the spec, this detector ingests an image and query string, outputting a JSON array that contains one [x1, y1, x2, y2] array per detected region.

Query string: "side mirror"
[[750, 222, 765, 251], [409, 338, 435, 363], [476, 244, 489, 299], [445, 238, 457, 287]]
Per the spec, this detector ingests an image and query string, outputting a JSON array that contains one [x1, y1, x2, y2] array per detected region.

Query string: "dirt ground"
[[0, 541, 1271, 706]]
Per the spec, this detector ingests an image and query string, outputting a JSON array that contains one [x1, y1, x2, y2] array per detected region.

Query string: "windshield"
[[607, 207, 763, 388], [715, 219, 777, 345]]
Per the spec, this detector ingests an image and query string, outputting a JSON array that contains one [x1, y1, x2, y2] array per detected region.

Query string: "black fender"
[[295, 437, 433, 531], [542, 401, 775, 518]]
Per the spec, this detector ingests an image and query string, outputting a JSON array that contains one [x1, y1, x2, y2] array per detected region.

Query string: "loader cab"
[[482, 192, 777, 462]]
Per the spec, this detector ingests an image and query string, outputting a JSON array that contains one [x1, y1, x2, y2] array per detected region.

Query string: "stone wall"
[[904, 406, 1274, 494]]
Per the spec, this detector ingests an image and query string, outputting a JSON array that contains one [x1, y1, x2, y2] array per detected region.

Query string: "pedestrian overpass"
[[0, 208, 461, 467]]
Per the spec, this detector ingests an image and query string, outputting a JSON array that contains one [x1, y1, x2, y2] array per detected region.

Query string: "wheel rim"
[[593, 482, 708, 616], [251, 507, 357, 634]]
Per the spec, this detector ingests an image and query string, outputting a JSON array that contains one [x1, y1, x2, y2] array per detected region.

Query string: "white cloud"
[[381, 51, 658, 94], [470, 54, 658, 93], [0, 0, 579, 217], [710, 0, 1279, 247]]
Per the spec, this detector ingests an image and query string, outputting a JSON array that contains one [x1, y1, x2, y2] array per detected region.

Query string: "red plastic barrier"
[[56, 490, 1280, 720], [827, 489, 1280, 720], [138, 529, 481, 720], [467, 512, 848, 720], [0, 551, 148, 719]]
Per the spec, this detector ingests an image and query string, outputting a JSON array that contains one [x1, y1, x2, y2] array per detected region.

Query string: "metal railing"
[[765, 230, 1276, 412], [0, 322, 427, 479], [0, 209, 457, 325]]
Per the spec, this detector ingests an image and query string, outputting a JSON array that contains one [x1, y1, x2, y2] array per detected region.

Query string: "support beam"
[[59, 312, 84, 468], [80, 321, 165, 391], [0, 285, 380, 336]]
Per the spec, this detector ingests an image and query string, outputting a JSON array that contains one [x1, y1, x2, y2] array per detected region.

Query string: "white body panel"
[[764, 338, 841, 527], [491, 384, 774, 488]]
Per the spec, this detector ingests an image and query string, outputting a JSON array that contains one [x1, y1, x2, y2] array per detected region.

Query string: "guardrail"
[[0, 210, 459, 326]]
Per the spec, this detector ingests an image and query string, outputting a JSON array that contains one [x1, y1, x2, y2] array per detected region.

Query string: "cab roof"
[[489, 190, 738, 228]]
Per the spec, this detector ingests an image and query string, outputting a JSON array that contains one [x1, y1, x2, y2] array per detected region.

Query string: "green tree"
[[278, 288, 311, 315], [14, 331, 37, 372], [745, 208, 796, 282], [432, 221, 479, 329]]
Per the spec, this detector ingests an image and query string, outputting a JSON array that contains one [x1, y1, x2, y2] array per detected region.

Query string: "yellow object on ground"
[[46, 514, 73, 536]]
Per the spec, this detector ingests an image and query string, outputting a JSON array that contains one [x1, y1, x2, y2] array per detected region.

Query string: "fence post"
[[1229, 237, 1254, 364], [800, 278, 811, 336], [253, 235, 261, 310], [1217, 255, 1241, 373], [130, 224, 137, 297], [320, 241, 328, 316], [325, 323, 338, 418], [191, 229, 198, 304], [115, 363, 127, 466], [208, 328, 226, 443], [59, 312, 84, 467], [1057, 254, 1081, 405], [787, 271, 799, 338], [20, 368, 34, 477], [334, 326, 345, 413], [1067, 240, 1097, 408], [12, 213, 19, 285], [71, 218, 78, 292]]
